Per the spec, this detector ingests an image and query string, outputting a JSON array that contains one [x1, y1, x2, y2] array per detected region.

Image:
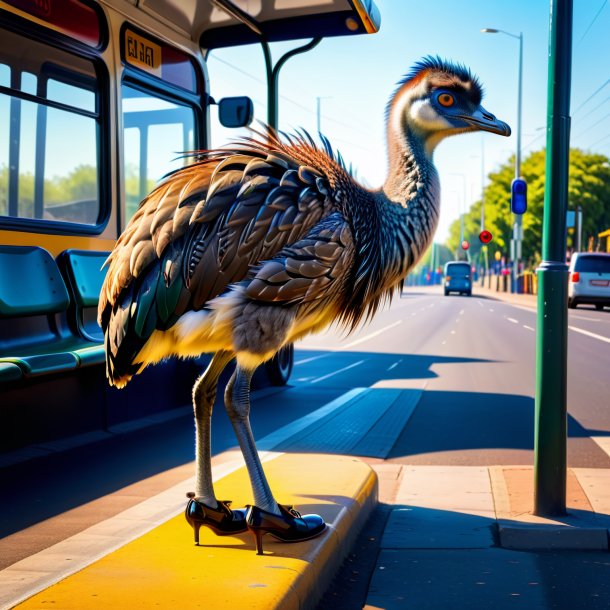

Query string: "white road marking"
[[387, 359, 402, 371], [296, 320, 403, 360], [523, 325, 535, 331], [568, 326, 610, 344], [489, 308, 495, 312], [295, 353, 331, 365], [310, 359, 366, 384], [450, 330, 456, 335], [476, 300, 483, 307], [507, 318, 519, 324], [570, 314, 601, 322], [460, 309, 464, 315], [441, 340, 447, 345], [341, 320, 403, 350]]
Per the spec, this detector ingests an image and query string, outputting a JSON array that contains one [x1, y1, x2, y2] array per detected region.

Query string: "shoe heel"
[[251, 528, 265, 555], [193, 521, 201, 545]]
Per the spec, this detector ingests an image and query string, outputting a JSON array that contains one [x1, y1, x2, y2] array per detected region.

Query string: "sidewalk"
[[474, 283, 537, 310], [362, 464, 610, 609]]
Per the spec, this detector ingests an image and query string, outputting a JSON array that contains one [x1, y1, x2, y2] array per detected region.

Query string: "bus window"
[[122, 84, 195, 221], [0, 28, 101, 227]]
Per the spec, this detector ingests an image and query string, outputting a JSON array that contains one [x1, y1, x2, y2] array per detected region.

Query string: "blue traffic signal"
[[511, 178, 527, 214]]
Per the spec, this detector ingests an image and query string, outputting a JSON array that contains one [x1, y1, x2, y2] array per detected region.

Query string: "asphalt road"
[[2, 284, 610, 568], [294, 285, 610, 468]]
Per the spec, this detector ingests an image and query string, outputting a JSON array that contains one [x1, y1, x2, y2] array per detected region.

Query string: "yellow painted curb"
[[16, 453, 378, 610]]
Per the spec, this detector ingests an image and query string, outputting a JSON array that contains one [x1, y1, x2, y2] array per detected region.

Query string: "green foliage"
[[0, 163, 98, 218], [0, 163, 153, 222], [445, 148, 610, 269]]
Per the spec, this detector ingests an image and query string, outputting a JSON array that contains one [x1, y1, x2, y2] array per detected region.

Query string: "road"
[[2, 284, 610, 589], [294, 285, 610, 468]]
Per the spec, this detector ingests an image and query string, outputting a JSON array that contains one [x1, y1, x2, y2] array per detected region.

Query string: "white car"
[[568, 252, 610, 310]]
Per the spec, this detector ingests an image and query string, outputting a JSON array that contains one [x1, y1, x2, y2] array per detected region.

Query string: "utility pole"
[[534, 0, 573, 517], [481, 27, 524, 293]]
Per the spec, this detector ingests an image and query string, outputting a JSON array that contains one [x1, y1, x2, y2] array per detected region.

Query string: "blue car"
[[444, 261, 472, 296]]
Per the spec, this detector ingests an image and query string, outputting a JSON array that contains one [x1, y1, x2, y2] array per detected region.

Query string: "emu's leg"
[[193, 350, 234, 506], [225, 365, 281, 515]]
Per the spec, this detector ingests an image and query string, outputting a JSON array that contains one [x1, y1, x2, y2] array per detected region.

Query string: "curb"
[[10, 453, 378, 610]]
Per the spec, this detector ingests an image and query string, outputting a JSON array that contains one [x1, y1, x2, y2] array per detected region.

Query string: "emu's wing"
[[245, 211, 354, 308], [99, 147, 336, 341]]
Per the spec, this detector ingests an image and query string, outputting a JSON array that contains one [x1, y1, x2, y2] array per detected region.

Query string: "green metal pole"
[[534, 0, 573, 516], [261, 38, 321, 130]]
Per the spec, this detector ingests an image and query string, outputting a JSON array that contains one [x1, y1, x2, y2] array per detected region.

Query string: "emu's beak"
[[459, 105, 511, 136]]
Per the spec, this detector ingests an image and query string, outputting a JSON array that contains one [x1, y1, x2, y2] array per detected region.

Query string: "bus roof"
[[136, 0, 381, 49]]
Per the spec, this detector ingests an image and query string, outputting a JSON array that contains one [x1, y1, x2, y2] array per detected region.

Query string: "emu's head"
[[388, 56, 511, 156]]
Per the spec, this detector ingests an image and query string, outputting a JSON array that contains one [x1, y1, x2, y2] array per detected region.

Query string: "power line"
[[586, 133, 610, 149], [573, 111, 610, 139], [576, 94, 610, 119], [572, 78, 610, 114], [209, 54, 267, 86], [208, 54, 375, 139], [577, 0, 607, 45], [523, 131, 545, 152]]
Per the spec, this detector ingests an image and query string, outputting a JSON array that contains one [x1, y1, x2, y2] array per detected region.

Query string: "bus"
[[0, 0, 380, 454]]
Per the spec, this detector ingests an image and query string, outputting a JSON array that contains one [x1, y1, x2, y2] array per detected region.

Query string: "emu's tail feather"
[[101, 258, 189, 387]]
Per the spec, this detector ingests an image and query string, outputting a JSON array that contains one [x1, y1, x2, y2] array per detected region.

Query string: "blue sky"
[[207, 0, 610, 242]]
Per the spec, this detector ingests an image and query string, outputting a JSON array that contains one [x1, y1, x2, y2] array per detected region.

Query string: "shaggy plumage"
[[99, 58, 506, 390], [98, 57, 510, 522]]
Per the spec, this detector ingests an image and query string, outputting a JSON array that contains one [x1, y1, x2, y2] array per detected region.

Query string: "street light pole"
[[534, 0, 573, 517], [316, 96, 332, 133], [481, 27, 524, 293]]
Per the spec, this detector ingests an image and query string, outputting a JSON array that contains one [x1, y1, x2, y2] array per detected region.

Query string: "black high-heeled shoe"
[[246, 504, 326, 555], [184, 492, 248, 544]]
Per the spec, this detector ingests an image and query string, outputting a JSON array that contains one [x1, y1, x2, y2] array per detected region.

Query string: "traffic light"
[[511, 178, 527, 214]]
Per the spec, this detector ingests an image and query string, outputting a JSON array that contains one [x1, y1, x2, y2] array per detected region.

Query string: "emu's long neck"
[[378, 125, 441, 281], [341, 122, 440, 330]]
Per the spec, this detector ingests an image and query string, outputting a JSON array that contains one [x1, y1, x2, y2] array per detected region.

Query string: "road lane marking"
[[310, 359, 366, 384], [341, 320, 403, 350], [507, 318, 519, 324], [295, 353, 331, 365], [450, 330, 456, 335], [568, 326, 610, 344], [460, 309, 464, 315], [477, 300, 483, 307], [523, 325, 535, 331], [296, 320, 403, 360], [489, 308, 494, 312], [570, 314, 601, 322], [387, 359, 402, 371]]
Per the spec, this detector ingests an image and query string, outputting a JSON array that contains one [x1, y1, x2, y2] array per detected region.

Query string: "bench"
[[0, 246, 108, 381]]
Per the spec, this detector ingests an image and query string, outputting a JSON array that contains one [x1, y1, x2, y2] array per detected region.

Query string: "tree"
[[445, 148, 610, 269]]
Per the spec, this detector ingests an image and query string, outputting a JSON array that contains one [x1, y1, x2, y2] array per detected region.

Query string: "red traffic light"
[[479, 230, 493, 244]]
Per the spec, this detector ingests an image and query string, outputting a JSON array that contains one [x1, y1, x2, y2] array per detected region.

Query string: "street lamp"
[[316, 96, 332, 133], [449, 173, 467, 257], [482, 27, 524, 293]]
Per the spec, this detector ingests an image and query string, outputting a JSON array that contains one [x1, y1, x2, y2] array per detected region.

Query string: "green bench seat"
[[0, 246, 108, 381]]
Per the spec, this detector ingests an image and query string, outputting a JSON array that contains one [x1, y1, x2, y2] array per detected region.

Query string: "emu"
[[99, 57, 510, 554]]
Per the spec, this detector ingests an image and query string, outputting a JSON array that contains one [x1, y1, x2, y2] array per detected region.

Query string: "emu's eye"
[[438, 93, 454, 107]]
